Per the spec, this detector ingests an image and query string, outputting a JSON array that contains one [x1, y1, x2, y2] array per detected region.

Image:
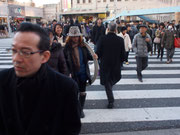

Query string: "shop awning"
[[106, 6, 180, 22]]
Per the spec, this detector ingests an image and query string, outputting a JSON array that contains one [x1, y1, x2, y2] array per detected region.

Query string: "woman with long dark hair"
[[54, 23, 66, 47], [64, 26, 97, 118]]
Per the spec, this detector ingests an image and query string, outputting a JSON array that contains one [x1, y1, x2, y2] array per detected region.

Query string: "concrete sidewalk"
[[81, 128, 180, 135]]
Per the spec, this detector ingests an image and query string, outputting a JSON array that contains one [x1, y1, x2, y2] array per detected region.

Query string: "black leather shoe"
[[80, 111, 85, 118], [138, 78, 143, 82], [107, 103, 114, 109]]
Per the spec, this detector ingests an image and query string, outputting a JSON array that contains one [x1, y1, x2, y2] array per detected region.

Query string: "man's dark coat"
[[96, 32, 125, 86], [0, 64, 81, 135]]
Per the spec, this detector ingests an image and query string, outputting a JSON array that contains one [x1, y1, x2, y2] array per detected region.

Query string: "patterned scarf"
[[71, 42, 86, 72]]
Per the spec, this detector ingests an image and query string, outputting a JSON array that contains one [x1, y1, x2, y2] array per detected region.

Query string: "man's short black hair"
[[17, 22, 50, 51], [126, 24, 131, 28], [52, 19, 57, 23], [44, 28, 54, 36], [121, 26, 127, 32]]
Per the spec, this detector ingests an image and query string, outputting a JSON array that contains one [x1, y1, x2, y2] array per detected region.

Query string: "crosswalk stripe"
[[82, 107, 180, 123], [0, 60, 12, 63], [0, 53, 12, 57], [123, 64, 180, 67], [92, 78, 180, 85], [121, 70, 180, 74], [124, 59, 180, 62], [128, 56, 180, 58], [86, 90, 180, 100], [0, 57, 12, 59], [90, 69, 180, 77], [0, 65, 13, 69]]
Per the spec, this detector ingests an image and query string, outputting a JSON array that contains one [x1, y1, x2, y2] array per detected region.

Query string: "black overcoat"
[[0, 64, 81, 135], [47, 42, 68, 75], [96, 32, 125, 86], [91, 25, 106, 44]]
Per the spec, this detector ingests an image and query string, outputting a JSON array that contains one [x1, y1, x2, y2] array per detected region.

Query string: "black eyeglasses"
[[10, 48, 44, 58]]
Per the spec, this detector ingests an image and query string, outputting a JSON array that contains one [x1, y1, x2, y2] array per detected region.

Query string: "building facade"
[[57, 0, 180, 23], [0, 1, 43, 25], [43, 4, 58, 23]]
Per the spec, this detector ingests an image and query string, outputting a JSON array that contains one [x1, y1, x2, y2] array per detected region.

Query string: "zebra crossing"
[[81, 44, 180, 134], [0, 39, 180, 134]]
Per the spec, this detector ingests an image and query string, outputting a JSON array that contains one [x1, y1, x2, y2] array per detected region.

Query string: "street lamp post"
[[105, 4, 109, 19], [6, 0, 11, 37]]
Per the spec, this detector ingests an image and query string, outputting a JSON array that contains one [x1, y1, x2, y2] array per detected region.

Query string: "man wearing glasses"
[[0, 23, 81, 135]]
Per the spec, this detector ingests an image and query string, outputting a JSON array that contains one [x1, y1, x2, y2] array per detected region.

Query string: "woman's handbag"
[[174, 38, 180, 48], [153, 37, 161, 44]]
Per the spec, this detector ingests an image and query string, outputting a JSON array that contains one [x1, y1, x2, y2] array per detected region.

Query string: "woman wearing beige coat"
[[117, 26, 132, 65]]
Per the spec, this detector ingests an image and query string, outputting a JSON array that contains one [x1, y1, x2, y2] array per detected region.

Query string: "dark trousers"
[[152, 43, 157, 54], [136, 56, 148, 78], [104, 82, 114, 103], [157, 44, 164, 59], [153, 43, 157, 54], [166, 48, 175, 61], [124, 51, 129, 62]]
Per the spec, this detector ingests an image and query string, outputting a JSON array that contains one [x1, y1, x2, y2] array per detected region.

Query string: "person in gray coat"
[[133, 25, 152, 82]]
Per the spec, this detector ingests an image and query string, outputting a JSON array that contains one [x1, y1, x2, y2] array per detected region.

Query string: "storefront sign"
[[8, 5, 25, 17], [98, 14, 106, 19]]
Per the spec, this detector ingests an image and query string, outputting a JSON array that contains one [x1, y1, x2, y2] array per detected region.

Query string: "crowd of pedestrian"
[[0, 24, 8, 38], [0, 18, 180, 135]]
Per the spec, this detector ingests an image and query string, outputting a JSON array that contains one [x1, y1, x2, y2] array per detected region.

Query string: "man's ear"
[[41, 51, 51, 64]]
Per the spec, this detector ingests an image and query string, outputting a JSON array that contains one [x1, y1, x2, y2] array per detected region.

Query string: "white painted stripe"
[[0, 57, 12, 59], [0, 49, 10, 51], [90, 69, 180, 76], [123, 64, 180, 67], [122, 70, 180, 75], [128, 55, 180, 58], [129, 51, 180, 54], [82, 107, 180, 123], [126, 59, 180, 62], [0, 54, 12, 56], [0, 47, 11, 48], [92, 78, 180, 85], [0, 65, 13, 69], [0, 60, 12, 63], [86, 90, 180, 100]]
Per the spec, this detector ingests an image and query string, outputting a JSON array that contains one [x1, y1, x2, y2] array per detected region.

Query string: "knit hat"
[[68, 26, 82, 37]]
